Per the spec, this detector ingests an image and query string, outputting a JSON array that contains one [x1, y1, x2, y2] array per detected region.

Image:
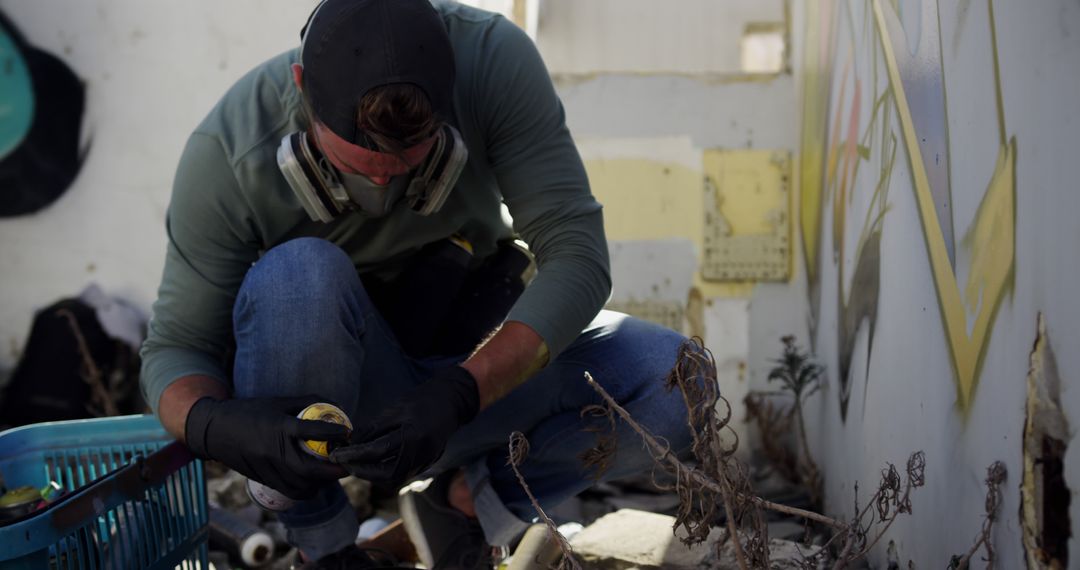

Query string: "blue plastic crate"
[[0, 415, 209, 569]]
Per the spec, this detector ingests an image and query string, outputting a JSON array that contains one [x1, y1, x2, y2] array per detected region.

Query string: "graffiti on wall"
[[800, 0, 1015, 418], [0, 11, 87, 217], [800, 0, 897, 420]]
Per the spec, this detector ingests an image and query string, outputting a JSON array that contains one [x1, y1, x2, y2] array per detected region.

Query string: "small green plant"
[[767, 335, 824, 403], [748, 335, 824, 504]]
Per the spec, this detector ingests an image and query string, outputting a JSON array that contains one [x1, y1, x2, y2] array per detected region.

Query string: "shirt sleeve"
[[478, 18, 611, 357], [140, 132, 261, 414]]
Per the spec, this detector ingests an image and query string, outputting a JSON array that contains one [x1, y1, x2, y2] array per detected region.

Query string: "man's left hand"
[[330, 366, 480, 485]]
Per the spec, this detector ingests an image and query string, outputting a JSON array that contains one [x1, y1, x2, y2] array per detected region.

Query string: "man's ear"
[[291, 63, 304, 90]]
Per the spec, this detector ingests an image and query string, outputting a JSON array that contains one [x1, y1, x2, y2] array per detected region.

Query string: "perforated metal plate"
[[702, 150, 791, 281], [605, 300, 685, 333]]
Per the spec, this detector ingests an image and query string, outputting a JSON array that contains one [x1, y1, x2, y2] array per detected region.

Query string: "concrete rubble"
[[570, 509, 822, 570], [202, 462, 826, 569]]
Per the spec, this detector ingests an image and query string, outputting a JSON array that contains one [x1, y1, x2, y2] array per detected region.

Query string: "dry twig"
[[826, 451, 926, 569], [583, 369, 845, 531], [579, 403, 618, 480], [582, 362, 828, 570], [508, 431, 583, 570], [58, 308, 120, 417], [745, 392, 800, 482], [582, 338, 927, 569], [951, 461, 1007, 569]]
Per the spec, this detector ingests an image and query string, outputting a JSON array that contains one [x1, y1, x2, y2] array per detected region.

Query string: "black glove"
[[330, 366, 480, 485], [185, 395, 350, 499]]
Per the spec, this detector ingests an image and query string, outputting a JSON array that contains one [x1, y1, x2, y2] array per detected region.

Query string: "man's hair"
[[357, 83, 441, 154], [302, 81, 441, 156]]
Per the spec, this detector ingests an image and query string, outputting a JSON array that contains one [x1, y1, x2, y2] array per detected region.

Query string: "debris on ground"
[[570, 509, 822, 570]]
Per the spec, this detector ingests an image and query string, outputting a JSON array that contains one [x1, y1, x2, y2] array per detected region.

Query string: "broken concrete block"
[[569, 509, 722, 570], [569, 509, 823, 569]]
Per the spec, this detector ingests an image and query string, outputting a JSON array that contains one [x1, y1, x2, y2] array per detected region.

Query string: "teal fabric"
[[140, 4, 610, 413], [0, 26, 34, 160]]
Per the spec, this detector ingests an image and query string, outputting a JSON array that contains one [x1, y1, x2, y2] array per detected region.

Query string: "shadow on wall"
[[0, 10, 88, 217]]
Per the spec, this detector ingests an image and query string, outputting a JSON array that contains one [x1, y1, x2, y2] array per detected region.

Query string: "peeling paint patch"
[[701, 149, 791, 282], [605, 300, 685, 334], [1022, 312, 1071, 568], [686, 287, 706, 341]]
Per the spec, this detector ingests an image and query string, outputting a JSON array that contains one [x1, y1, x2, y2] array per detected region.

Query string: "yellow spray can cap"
[[297, 403, 353, 458]]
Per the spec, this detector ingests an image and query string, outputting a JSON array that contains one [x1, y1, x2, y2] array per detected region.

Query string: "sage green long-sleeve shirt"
[[140, 3, 610, 414]]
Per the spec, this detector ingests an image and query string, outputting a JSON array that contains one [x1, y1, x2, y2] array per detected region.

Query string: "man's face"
[[293, 63, 435, 185], [312, 121, 435, 185]]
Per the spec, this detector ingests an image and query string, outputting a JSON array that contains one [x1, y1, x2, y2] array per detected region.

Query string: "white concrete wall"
[[0, 0, 803, 508], [538, 0, 783, 75], [791, 0, 1080, 566], [0, 0, 796, 393], [0, 1, 803, 533], [541, 0, 797, 454], [0, 0, 321, 370]]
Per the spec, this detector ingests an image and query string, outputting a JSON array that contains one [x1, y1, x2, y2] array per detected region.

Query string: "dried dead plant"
[[581, 339, 838, 570], [579, 402, 618, 480], [806, 451, 927, 569], [58, 308, 121, 417], [508, 431, 583, 570], [663, 337, 759, 568], [581, 338, 926, 570], [744, 392, 800, 483], [950, 461, 1008, 569]]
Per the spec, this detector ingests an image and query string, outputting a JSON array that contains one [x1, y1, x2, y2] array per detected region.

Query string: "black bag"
[[0, 299, 144, 429]]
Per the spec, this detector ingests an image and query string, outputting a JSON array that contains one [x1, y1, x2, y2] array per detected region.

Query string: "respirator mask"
[[277, 123, 467, 222]]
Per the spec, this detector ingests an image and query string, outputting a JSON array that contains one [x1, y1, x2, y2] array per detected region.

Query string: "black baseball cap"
[[300, 0, 456, 145]]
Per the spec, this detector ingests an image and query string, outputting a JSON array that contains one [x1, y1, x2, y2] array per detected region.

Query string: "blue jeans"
[[232, 238, 693, 558]]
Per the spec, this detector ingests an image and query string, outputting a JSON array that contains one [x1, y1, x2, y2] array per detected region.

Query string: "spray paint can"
[[208, 506, 275, 567], [0, 486, 41, 522], [246, 479, 296, 512], [297, 402, 353, 458], [246, 402, 352, 512]]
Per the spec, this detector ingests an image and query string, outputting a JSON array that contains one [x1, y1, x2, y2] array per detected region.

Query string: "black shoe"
[[399, 472, 495, 570], [297, 545, 381, 570]]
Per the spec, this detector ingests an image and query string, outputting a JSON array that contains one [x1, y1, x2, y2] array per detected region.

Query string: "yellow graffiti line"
[[871, 0, 1014, 410], [987, 0, 1007, 145], [798, 4, 831, 282], [826, 58, 850, 199], [962, 140, 1015, 344], [829, 59, 851, 259]]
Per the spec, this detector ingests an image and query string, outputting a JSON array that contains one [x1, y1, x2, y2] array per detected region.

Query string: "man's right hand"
[[184, 395, 350, 499]]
